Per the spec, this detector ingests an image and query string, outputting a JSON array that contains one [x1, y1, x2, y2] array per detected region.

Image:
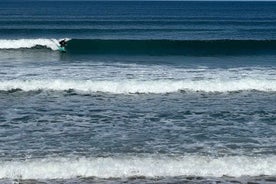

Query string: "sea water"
[[0, 1, 276, 183]]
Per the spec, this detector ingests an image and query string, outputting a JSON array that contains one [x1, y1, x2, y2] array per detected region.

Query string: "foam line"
[[0, 79, 275, 94], [1, 155, 276, 179]]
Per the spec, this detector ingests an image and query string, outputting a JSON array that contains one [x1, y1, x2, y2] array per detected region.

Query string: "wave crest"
[[0, 39, 65, 50]]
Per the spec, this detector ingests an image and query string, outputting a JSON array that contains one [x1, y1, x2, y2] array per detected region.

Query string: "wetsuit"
[[59, 40, 67, 47]]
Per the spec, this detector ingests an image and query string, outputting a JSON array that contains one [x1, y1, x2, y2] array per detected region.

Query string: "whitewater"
[[1, 156, 276, 179], [0, 39, 61, 50], [0, 79, 275, 94], [1, 1, 276, 184]]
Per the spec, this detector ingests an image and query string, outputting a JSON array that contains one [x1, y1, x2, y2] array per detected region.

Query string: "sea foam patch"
[[1, 156, 276, 179], [0, 79, 275, 94], [0, 39, 69, 50]]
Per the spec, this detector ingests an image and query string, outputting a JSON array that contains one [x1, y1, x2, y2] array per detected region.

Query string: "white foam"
[[0, 155, 276, 179], [0, 39, 67, 50], [0, 79, 275, 94]]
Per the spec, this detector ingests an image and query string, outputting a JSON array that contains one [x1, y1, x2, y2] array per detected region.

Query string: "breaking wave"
[[0, 38, 69, 51], [1, 38, 276, 55], [0, 79, 275, 94], [1, 155, 276, 179]]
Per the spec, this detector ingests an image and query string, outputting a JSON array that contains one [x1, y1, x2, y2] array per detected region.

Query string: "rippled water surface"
[[0, 1, 276, 183]]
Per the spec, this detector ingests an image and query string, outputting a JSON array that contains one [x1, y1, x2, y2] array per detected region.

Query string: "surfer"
[[57, 39, 67, 53], [59, 39, 67, 47]]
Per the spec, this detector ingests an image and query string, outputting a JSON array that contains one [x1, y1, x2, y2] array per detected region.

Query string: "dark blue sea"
[[0, 1, 276, 183]]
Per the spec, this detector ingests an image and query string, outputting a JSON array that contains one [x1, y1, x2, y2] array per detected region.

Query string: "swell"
[[2, 20, 276, 25]]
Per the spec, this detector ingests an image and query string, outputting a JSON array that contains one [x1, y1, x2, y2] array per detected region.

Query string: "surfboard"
[[57, 45, 66, 53]]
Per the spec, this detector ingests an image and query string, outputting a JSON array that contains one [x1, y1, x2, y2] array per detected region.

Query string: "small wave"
[[0, 38, 69, 51], [0, 79, 275, 94], [1, 155, 276, 179]]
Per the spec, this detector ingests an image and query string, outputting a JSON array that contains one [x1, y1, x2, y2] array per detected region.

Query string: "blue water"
[[0, 1, 276, 183]]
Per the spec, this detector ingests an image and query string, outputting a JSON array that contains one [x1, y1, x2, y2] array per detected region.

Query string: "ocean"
[[0, 1, 276, 183]]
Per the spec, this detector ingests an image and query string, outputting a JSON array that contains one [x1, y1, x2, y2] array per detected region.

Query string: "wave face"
[[59, 39, 276, 55], [1, 156, 276, 179], [0, 79, 275, 94], [2, 39, 276, 56]]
